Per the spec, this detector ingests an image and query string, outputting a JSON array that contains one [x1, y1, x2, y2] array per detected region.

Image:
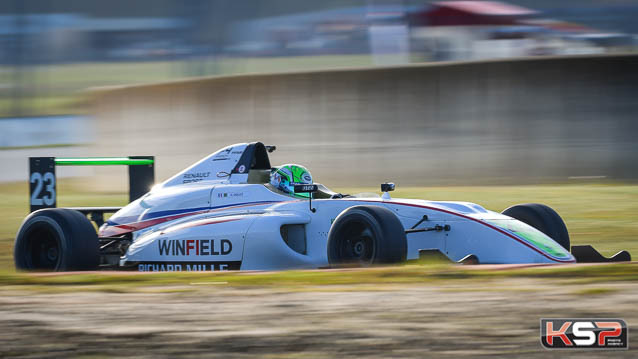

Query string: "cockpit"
[[242, 142, 348, 199]]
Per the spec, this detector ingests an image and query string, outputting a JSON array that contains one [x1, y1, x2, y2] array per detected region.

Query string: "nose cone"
[[485, 218, 575, 262]]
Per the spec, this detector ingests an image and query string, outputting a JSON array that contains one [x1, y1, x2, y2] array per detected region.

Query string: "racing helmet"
[[270, 164, 313, 197]]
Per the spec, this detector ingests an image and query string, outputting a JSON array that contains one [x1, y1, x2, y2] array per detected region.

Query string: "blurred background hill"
[[1, 0, 637, 186], [2, 0, 637, 116]]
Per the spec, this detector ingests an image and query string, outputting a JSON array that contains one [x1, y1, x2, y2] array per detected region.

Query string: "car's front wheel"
[[501, 203, 570, 251], [327, 205, 407, 267]]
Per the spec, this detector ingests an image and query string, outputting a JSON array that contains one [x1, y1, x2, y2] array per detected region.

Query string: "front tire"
[[501, 203, 570, 251], [327, 205, 407, 267], [14, 209, 99, 271]]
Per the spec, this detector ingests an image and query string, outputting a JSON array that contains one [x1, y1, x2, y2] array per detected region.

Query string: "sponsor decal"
[[294, 184, 316, 193], [158, 239, 232, 256], [302, 173, 312, 182], [541, 318, 627, 349], [212, 147, 233, 161], [217, 192, 244, 198], [182, 172, 211, 183], [238, 165, 246, 173], [137, 261, 241, 272]]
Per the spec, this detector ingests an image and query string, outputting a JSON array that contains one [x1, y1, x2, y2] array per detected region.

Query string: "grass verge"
[[0, 180, 636, 290], [0, 262, 636, 293]]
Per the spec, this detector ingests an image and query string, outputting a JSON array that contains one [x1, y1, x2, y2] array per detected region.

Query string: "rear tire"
[[14, 209, 99, 271], [501, 203, 570, 251], [327, 205, 407, 267]]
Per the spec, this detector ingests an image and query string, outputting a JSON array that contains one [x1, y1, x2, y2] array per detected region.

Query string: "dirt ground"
[[0, 276, 635, 358]]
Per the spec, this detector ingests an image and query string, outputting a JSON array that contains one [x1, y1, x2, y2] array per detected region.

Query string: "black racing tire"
[[327, 205, 407, 267], [14, 208, 99, 271], [501, 203, 570, 251]]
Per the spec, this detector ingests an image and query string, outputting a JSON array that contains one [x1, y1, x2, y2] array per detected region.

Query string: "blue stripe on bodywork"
[[107, 200, 280, 226], [140, 206, 211, 221]]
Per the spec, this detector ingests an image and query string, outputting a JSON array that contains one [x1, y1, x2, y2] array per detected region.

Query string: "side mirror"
[[381, 182, 395, 192]]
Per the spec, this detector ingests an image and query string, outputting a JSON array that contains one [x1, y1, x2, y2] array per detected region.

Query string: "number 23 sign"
[[29, 157, 56, 212]]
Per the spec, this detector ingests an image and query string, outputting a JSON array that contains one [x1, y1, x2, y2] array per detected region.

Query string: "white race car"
[[14, 142, 630, 272]]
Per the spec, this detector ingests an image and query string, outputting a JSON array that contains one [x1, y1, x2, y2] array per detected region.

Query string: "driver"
[[270, 164, 313, 198]]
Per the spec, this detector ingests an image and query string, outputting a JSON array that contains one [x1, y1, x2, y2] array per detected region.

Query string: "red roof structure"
[[411, 1, 538, 26], [520, 19, 593, 33]]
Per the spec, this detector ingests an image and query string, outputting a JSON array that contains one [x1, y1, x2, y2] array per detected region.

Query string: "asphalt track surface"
[[0, 264, 636, 358]]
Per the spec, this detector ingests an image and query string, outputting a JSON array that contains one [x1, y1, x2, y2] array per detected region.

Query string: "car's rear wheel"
[[14, 209, 99, 271], [327, 205, 407, 266], [501, 203, 570, 251]]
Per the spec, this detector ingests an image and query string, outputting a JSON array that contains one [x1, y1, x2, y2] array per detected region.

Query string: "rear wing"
[[29, 156, 154, 213]]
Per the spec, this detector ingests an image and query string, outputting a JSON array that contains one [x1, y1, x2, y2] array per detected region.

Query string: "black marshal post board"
[[28, 156, 155, 213]]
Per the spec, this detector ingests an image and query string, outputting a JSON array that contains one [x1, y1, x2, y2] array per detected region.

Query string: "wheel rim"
[[24, 223, 61, 270], [336, 220, 376, 264]]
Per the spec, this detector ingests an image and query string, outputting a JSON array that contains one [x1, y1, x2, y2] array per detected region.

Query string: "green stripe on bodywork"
[[55, 157, 154, 166], [485, 219, 571, 259]]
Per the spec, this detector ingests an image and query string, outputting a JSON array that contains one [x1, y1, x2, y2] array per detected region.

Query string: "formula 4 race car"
[[14, 142, 631, 272]]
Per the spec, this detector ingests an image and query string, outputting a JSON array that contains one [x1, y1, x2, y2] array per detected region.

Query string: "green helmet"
[[270, 164, 313, 198]]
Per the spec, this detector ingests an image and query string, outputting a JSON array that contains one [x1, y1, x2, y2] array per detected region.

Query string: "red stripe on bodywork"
[[99, 201, 284, 237], [345, 199, 575, 263], [161, 217, 242, 233], [100, 210, 209, 237]]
